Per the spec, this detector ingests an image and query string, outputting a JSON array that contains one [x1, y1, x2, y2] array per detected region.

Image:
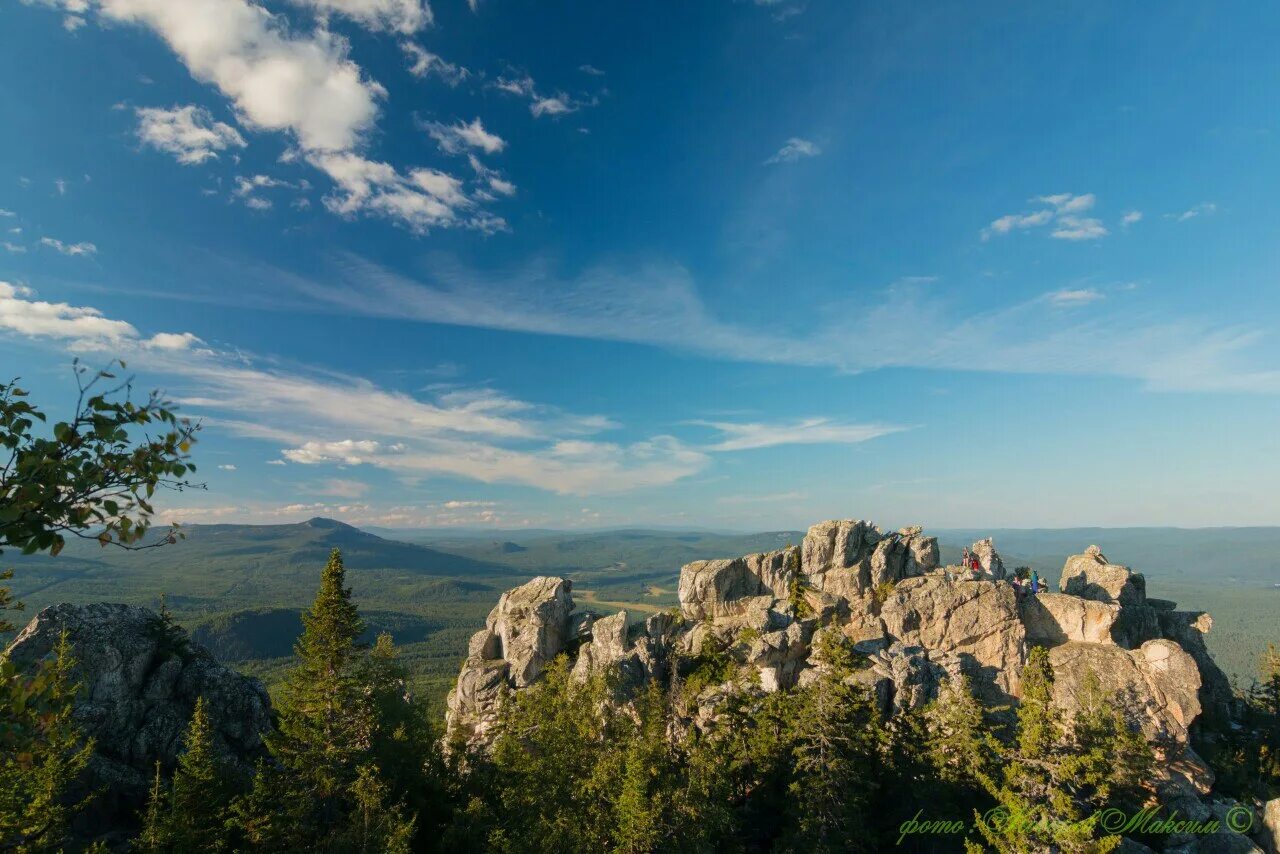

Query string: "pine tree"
[[0, 629, 95, 852], [612, 683, 677, 853], [335, 764, 416, 854], [969, 647, 1125, 853], [170, 697, 230, 850], [361, 631, 447, 845], [778, 631, 883, 853], [136, 763, 171, 852], [270, 548, 372, 807], [924, 676, 996, 788], [133, 697, 234, 852]]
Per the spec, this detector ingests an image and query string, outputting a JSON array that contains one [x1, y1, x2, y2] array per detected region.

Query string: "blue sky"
[[2, 0, 1279, 530]]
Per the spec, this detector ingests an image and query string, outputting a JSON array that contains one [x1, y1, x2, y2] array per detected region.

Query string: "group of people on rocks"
[[959, 547, 1043, 596]]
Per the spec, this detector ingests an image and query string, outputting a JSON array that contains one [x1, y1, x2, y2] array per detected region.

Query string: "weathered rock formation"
[[1048, 640, 1202, 751], [1021, 591, 1120, 645], [4, 603, 272, 830], [445, 516, 1243, 843]]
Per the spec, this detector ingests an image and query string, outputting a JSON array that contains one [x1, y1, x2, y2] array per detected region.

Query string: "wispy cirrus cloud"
[[401, 42, 470, 85], [694, 418, 907, 451], [423, 118, 506, 155], [1046, 288, 1105, 307], [0, 280, 712, 495], [39, 237, 98, 256], [272, 253, 1280, 394], [286, 0, 432, 34], [491, 71, 593, 119], [1169, 202, 1217, 222]]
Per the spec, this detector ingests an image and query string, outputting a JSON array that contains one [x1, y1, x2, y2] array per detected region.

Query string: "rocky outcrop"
[[859, 642, 968, 715], [444, 514, 1232, 843], [745, 621, 810, 692], [1048, 640, 1202, 751], [800, 520, 938, 600], [447, 576, 575, 745], [879, 575, 1025, 699], [678, 550, 792, 622], [5, 603, 272, 827], [485, 575, 574, 687], [1020, 591, 1120, 645], [1061, 545, 1146, 606], [969, 537, 1006, 579], [1159, 610, 1234, 724]]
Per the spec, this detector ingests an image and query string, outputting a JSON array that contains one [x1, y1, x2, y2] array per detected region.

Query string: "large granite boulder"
[[1159, 609, 1234, 724], [801, 519, 883, 599], [5, 603, 272, 828], [1060, 545, 1146, 606], [678, 549, 793, 621], [879, 576, 1025, 699], [1020, 591, 1120, 645], [745, 621, 810, 692], [483, 575, 574, 687], [1048, 639, 1202, 752], [861, 642, 967, 715]]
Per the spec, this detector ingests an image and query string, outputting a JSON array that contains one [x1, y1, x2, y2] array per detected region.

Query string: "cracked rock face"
[[879, 575, 1026, 700], [446, 576, 575, 746], [800, 520, 939, 599], [1020, 591, 1121, 645], [5, 603, 272, 829], [1048, 639, 1202, 751]]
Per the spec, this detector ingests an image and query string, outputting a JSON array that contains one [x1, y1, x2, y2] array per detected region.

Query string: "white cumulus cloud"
[[135, 105, 246, 165], [765, 137, 821, 164], [286, 0, 431, 34], [423, 118, 505, 155], [401, 42, 469, 85], [39, 237, 97, 256]]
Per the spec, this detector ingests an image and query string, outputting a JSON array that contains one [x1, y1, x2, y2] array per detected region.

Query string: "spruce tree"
[[779, 631, 883, 853], [0, 629, 94, 852], [136, 763, 171, 852], [969, 647, 1124, 853], [612, 683, 677, 853], [169, 697, 230, 850], [271, 548, 371, 805], [134, 697, 233, 852]]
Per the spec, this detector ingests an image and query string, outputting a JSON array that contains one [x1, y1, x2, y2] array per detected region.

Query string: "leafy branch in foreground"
[[0, 358, 203, 558]]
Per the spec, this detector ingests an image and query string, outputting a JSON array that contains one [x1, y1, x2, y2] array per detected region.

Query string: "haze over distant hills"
[[4, 517, 1277, 697]]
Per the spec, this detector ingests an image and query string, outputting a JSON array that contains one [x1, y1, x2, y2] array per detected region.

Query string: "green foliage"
[[0, 362, 200, 557], [270, 548, 370, 804], [967, 648, 1148, 853], [1208, 643, 1280, 798], [136, 697, 234, 852], [220, 548, 429, 851], [678, 633, 738, 702], [0, 629, 94, 852], [871, 580, 896, 604], [778, 660, 883, 852], [785, 553, 814, 619]]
